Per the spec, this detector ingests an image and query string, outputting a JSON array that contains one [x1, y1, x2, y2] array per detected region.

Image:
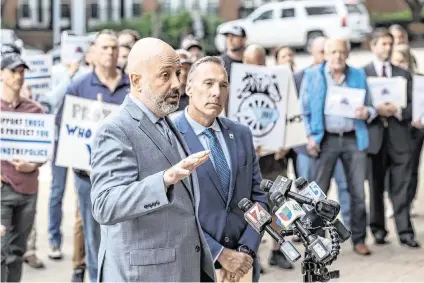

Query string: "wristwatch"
[[237, 245, 256, 259]]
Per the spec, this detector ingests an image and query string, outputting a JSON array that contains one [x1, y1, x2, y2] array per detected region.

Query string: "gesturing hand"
[[163, 150, 210, 188]]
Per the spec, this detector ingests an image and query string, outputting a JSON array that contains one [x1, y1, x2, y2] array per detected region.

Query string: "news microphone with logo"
[[295, 178, 351, 242], [271, 192, 331, 263], [238, 198, 301, 263]]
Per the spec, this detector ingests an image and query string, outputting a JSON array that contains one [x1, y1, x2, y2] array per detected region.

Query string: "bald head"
[[127, 37, 179, 75], [128, 37, 182, 117], [243, 44, 266, 66], [310, 36, 327, 65]]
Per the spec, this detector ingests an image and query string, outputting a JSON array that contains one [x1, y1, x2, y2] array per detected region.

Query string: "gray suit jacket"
[[90, 96, 215, 282]]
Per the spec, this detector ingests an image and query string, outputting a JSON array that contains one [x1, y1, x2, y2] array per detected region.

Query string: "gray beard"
[[144, 83, 179, 117]]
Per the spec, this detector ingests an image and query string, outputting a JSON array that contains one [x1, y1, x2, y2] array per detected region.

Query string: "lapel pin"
[[229, 133, 234, 140]]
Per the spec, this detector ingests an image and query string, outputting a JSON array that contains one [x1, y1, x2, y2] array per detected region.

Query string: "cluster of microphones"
[[238, 176, 352, 282]]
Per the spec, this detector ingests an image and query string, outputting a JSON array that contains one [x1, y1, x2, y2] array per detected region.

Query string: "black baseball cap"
[[1, 43, 22, 55], [1, 53, 29, 70], [220, 25, 247, 38]]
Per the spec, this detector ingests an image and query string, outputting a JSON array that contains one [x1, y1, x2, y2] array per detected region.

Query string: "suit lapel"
[[124, 97, 193, 199], [219, 118, 239, 206], [365, 63, 377, 77]]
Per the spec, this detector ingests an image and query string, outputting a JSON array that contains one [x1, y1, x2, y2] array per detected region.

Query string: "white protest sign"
[[55, 96, 119, 171], [0, 112, 55, 162], [282, 67, 307, 149], [413, 75, 424, 124], [324, 86, 366, 118], [60, 33, 90, 64], [228, 63, 288, 154], [22, 54, 52, 101], [367, 77, 407, 107]]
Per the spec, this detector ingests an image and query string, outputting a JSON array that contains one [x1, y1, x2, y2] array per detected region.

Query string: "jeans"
[[48, 141, 68, 247], [314, 134, 367, 245], [297, 154, 351, 229], [1, 184, 37, 282], [24, 227, 37, 257], [74, 172, 100, 282]]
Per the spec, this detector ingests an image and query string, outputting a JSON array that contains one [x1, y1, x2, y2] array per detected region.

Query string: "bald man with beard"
[[90, 38, 216, 282]]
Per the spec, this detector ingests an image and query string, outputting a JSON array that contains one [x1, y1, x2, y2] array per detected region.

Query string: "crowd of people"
[[0, 22, 422, 283]]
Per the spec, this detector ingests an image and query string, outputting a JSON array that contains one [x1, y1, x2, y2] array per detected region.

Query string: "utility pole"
[[72, 0, 86, 35], [52, 0, 61, 46]]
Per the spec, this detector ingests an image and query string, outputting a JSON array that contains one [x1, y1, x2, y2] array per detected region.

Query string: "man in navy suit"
[[173, 56, 269, 282]]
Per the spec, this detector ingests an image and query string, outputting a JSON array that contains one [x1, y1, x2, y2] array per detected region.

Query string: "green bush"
[[88, 12, 222, 55]]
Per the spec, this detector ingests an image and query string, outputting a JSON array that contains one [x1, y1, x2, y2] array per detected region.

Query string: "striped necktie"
[[203, 128, 230, 200]]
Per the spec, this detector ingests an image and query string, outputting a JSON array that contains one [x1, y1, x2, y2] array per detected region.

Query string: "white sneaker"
[[48, 245, 63, 260]]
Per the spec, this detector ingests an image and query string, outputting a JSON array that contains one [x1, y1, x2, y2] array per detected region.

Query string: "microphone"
[[271, 193, 331, 262], [238, 198, 301, 263], [261, 176, 314, 206]]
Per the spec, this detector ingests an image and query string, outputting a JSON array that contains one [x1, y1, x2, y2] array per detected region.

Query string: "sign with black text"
[[1, 112, 55, 162], [55, 96, 119, 171]]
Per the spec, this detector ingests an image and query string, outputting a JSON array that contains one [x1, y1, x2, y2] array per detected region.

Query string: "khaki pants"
[[73, 205, 86, 270]]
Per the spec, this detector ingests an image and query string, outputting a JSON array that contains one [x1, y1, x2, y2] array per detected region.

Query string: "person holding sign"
[[301, 38, 377, 256], [364, 29, 420, 249], [56, 29, 130, 282], [90, 38, 215, 282], [0, 53, 45, 282], [173, 56, 268, 282]]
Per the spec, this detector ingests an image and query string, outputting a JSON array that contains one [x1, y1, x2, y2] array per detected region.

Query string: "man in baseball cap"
[[219, 25, 247, 81], [1, 53, 29, 70], [181, 36, 204, 62]]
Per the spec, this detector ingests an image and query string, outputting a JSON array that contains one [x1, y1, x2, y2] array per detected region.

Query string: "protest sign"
[[367, 77, 407, 107], [1, 112, 55, 163], [283, 68, 307, 149], [413, 75, 424, 124], [55, 96, 119, 171], [60, 33, 90, 64], [325, 86, 366, 118], [228, 63, 288, 154], [22, 54, 52, 101]]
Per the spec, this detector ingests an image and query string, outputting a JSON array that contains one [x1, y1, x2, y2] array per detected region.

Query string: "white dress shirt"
[[184, 108, 231, 172]]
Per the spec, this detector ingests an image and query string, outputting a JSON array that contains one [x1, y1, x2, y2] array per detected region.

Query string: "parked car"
[[215, 0, 372, 52]]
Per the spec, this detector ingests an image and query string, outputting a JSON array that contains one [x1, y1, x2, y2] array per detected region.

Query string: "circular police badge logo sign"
[[235, 73, 282, 138]]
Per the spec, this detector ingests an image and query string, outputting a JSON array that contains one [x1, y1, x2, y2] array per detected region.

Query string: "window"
[[281, 8, 295, 18], [206, 0, 218, 14], [61, 3, 70, 18], [90, 3, 99, 18], [162, 0, 171, 13], [305, 6, 337, 16], [254, 10, 273, 21], [132, 1, 141, 16], [20, 0, 31, 18], [346, 4, 362, 14]]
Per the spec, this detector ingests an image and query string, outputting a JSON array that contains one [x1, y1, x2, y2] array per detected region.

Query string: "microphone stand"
[[279, 228, 341, 283]]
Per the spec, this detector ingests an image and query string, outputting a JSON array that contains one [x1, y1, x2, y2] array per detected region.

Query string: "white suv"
[[215, 0, 373, 52]]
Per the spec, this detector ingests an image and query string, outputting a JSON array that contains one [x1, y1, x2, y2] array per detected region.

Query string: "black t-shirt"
[[220, 54, 243, 82]]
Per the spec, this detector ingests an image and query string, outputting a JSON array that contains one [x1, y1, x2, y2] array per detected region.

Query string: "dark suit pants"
[[408, 129, 424, 204], [315, 134, 367, 245], [368, 130, 414, 240]]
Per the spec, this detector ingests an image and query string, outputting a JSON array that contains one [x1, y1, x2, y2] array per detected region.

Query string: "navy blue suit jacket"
[[173, 113, 269, 260]]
